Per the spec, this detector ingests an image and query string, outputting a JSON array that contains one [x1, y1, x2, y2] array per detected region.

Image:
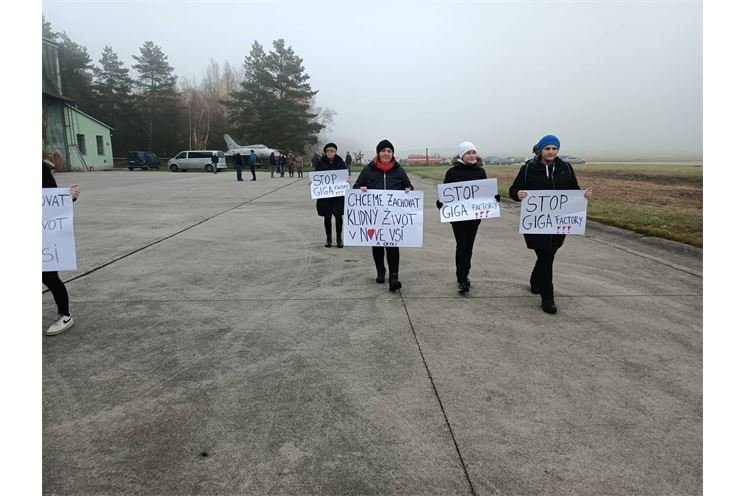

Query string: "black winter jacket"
[[508, 157, 580, 250], [436, 157, 500, 208], [315, 154, 347, 217], [353, 161, 413, 191]]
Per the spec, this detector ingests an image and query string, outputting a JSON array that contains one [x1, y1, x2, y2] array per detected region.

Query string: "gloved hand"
[[495, 194, 501, 203], [435, 200, 443, 209]]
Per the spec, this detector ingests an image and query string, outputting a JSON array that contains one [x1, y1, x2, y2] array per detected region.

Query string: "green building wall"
[[64, 106, 114, 171]]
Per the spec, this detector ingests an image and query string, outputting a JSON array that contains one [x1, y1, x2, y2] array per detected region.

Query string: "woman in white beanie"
[[436, 142, 499, 294]]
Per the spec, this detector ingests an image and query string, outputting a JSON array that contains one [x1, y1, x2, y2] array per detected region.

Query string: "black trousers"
[[42, 271, 69, 316], [323, 214, 343, 241], [372, 247, 399, 275], [531, 248, 558, 295], [451, 219, 481, 283]]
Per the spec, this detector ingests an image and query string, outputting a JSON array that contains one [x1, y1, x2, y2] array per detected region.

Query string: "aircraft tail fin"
[[223, 134, 240, 150]]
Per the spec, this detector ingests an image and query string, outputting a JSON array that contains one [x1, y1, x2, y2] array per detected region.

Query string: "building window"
[[96, 135, 104, 155], [76, 134, 86, 155]]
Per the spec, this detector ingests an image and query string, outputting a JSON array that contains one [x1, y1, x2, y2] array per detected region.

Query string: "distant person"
[[353, 139, 413, 292], [435, 141, 499, 294], [508, 134, 593, 314], [42, 160, 81, 335], [296, 154, 305, 178], [211, 152, 219, 174], [345, 151, 352, 175], [248, 150, 257, 181], [311, 152, 320, 170], [287, 153, 296, 178], [270, 152, 278, 177], [278, 153, 287, 177], [234, 152, 244, 181], [314, 143, 347, 248]]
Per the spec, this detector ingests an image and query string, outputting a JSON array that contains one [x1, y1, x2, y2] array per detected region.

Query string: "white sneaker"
[[46, 314, 74, 335]]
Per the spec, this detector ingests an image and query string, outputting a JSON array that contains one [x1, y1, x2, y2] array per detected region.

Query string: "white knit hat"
[[458, 141, 477, 159]]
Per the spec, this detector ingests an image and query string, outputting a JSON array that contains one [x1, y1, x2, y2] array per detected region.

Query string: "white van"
[[168, 150, 227, 172]]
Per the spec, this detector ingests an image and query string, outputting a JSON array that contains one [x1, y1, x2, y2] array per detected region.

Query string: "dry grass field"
[[407, 162, 703, 248]]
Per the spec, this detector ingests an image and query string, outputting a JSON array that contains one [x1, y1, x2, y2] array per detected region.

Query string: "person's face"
[[325, 148, 337, 159], [378, 148, 393, 163], [541, 145, 559, 162], [462, 150, 477, 164]]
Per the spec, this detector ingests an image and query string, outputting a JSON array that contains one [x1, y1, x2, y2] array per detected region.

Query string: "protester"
[[42, 160, 80, 335], [248, 150, 257, 181], [314, 143, 348, 248], [353, 139, 413, 292], [278, 153, 287, 177], [508, 134, 592, 314], [234, 152, 244, 181], [436, 142, 499, 294]]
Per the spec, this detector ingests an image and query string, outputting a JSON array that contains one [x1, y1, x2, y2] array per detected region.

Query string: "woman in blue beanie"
[[508, 135, 592, 314]]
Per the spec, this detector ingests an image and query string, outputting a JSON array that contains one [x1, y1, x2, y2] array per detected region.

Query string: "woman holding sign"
[[42, 160, 80, 335], [508, 135, 592, 314], [436, 142, 499, 294], [315, 143, 348, 248], [353, 139, 413, 292]]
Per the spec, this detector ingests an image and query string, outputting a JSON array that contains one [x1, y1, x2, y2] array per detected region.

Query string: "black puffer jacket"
[[315, 154, 347, 217], [436, 157, 500, 208], [508, 157, 580, 250], [353, 160, 413, 191]]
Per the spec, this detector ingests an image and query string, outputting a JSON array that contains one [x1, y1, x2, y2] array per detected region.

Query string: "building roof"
[[64, 103, 114, 130]]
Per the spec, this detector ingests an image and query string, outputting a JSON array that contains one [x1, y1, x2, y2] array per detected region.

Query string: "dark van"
[[127, 151, 161, 170]]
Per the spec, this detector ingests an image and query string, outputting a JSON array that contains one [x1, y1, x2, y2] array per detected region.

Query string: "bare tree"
[[354, 151, 365, 164]]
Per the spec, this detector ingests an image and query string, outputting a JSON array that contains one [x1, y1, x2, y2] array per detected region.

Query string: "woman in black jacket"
[[353, 139, 413, 292], [315, 143, 348, 248], [509, 135, 592, 314], [42, 160, 81, 335], [436, 142, 499, 294]]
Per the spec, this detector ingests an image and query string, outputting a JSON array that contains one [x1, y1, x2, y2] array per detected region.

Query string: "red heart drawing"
[[367, 228, 376, 239]]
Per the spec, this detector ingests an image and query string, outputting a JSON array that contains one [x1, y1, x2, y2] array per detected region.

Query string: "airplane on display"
[[223, 134, 279, 163]]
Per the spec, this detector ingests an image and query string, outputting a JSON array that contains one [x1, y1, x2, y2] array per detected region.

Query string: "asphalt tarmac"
[[42, 169, 702, 495]]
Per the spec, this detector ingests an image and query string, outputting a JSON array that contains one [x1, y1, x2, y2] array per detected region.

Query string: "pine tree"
[[57, 32, 95, 110], [229, 39, 324, 156], [92, 47, 136, 155], [132, 41, 180, 153]]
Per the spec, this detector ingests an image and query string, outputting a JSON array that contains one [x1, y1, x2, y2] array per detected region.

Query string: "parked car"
[[127, 151, 161, 170], [168, 150, 227, 172]]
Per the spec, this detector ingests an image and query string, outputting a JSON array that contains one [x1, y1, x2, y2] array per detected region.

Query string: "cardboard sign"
[[309, 170, 349, 199], [344, 189, 424, 247], [518, 189, 588, 235], [43, 188, 77, 271], [437, 178, 500, 223]]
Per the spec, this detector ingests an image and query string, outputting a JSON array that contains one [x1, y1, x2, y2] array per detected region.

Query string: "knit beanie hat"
[[376, 139, 394, 154], [458, 141, 477, 160], [536, 134, 560, 152], [324, 143, 337, 152]]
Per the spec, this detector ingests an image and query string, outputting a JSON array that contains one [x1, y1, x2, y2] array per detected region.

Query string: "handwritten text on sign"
[[518, 189, 588, 235], [437, 178, 500, 223], [309, 170, 349, 199], [344, 189, 424, 247], [43, 188, 77, 271]]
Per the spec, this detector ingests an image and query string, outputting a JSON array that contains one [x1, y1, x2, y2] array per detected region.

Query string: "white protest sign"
[[344, 189, 424, 247], [309, 170, 349, 199], [43, 188, 77, 271], [518, 189, 588, 235], [437, 178, 500, 223]]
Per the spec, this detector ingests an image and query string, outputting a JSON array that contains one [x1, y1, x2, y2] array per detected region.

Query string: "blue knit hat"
[[536, 134, 560, 152]]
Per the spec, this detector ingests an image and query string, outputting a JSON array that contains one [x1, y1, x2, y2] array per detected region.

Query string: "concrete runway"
[[43, 169, 702, 495]]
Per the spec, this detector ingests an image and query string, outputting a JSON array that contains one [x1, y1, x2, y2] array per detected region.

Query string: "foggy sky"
[[41, 0, 702, 160]]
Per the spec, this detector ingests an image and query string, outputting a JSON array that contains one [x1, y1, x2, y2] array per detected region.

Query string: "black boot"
[[337, 238, 344, 248], [375, 267, 386, 284], [540, 285, 557, 314], [530, 273, 540, 294], [389, 273, 402, 292], [325, 236, 332, 248]]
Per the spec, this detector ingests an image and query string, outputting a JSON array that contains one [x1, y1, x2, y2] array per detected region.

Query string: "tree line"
[[43, 17, 331, 160]]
